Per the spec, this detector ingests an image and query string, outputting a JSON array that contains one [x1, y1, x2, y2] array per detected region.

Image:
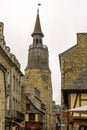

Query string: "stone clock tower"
[[26, 11, 49, 70], [24, 9, 53, 130]]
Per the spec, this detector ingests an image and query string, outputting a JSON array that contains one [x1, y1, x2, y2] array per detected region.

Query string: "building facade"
[[21, 80, 46, 130], [0, 22, 24, 130], [59, 33, 87, 130]]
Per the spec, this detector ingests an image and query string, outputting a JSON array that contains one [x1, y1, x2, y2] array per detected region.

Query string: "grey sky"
[[0, 0, 87, 104]]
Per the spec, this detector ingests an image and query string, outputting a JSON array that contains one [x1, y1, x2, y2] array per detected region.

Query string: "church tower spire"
[[31, 8, 44, 37], [26, 8, 49, 70]]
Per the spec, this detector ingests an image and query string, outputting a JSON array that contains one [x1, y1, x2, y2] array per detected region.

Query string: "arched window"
[[40, 39, 42, 43], [36, 39, 38, 44]]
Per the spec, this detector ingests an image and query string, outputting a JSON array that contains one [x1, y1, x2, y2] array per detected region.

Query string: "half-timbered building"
[[59, 33, 87, 130]]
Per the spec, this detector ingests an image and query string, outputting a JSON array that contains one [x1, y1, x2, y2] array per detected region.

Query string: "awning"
[[65, 105, 87, 114], [16, 122, 25, 128]]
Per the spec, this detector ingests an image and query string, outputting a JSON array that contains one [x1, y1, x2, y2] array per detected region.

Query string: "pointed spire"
[[31, 7, 44, 37]]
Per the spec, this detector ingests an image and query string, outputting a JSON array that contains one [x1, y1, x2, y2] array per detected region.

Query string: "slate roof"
[[63, 67, 87, 90], [31, 11, 44, 37]]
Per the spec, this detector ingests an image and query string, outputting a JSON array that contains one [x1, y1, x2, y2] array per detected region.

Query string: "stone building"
[[21, 83, 46, 130], [23, 9, 53, 130], [0, 22, 24, 130], [59, 33, 87, 130]]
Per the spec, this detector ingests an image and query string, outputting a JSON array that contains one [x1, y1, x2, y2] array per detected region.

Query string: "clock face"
[[41, 74, 48, 83]]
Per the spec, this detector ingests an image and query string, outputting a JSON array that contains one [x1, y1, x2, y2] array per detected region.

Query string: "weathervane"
[[37, 1, 41, 14]]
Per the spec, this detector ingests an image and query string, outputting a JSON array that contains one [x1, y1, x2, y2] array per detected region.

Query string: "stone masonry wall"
[[25, 69, 53, 130], [60, 33, 87, 88], [0, 70, 5, 130]]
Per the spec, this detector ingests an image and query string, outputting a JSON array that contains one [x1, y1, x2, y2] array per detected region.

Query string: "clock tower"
[[24, 9, 53, 130], [26, 9, 49, 70]]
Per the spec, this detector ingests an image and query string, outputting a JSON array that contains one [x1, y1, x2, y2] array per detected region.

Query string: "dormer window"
[[34, 87, 40, 98]]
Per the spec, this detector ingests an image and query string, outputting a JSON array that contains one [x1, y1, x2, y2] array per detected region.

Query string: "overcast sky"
[[0, 0, 87, 104]]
